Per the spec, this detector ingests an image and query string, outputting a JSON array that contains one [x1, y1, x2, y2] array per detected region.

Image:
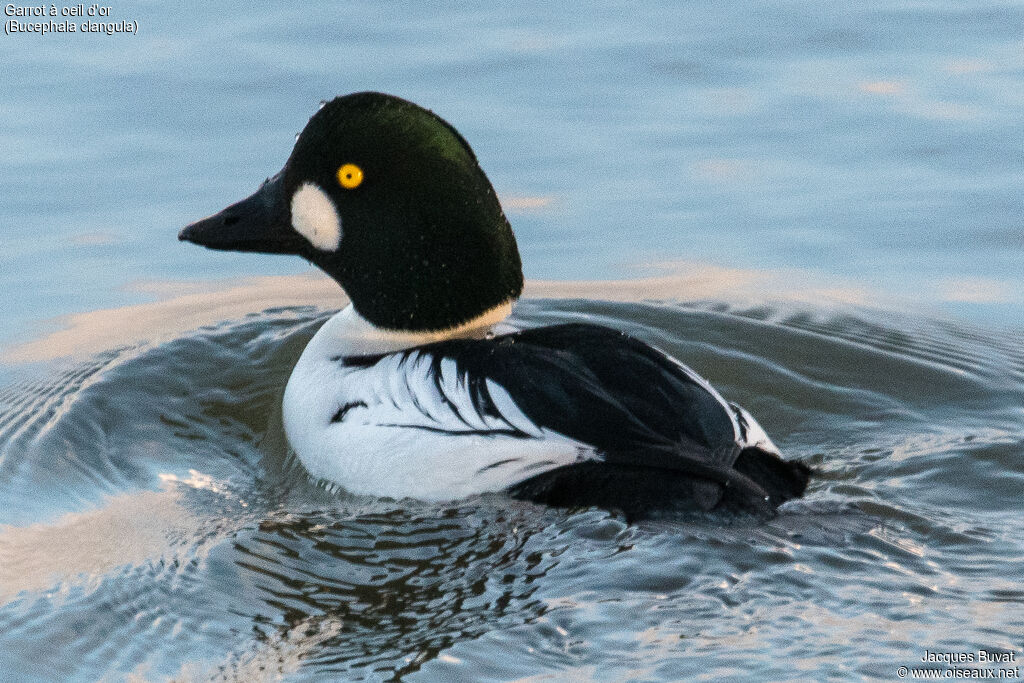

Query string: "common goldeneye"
[[180, 92, 810, 518]]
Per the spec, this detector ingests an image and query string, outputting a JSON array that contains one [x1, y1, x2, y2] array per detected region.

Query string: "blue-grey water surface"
[[1, 2, 1023, 680]]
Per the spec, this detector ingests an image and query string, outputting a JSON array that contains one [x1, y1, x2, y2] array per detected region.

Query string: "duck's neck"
[[311, 300, 515, 358]]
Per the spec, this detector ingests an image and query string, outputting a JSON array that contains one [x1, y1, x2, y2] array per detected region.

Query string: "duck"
[[179, 92, 810, 518]]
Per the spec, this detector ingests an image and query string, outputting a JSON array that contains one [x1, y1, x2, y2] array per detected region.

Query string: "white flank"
[[281, 302, 590, 500]]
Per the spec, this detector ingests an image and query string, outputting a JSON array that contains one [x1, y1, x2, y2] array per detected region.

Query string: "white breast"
[[282, 305, 588, 501]]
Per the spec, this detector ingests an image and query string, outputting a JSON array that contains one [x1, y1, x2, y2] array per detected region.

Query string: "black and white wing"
[[337, 323, 809, 516]]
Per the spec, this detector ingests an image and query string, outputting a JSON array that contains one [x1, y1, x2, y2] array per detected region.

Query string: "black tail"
[[509, 448, 812, 520], [732, 447, 812, 505]]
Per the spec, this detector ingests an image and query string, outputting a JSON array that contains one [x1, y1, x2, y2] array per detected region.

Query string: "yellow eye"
[[337, 163, 364, 189]]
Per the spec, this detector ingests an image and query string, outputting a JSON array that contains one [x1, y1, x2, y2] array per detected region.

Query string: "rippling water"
[[1, 296, 1022, 680]]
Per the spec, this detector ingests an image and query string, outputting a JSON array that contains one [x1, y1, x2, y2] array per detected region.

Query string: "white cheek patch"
[[291, 182, 342, 251]]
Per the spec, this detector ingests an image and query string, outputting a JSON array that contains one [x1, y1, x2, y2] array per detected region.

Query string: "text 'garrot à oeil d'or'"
[[5, 4, 111, 17]]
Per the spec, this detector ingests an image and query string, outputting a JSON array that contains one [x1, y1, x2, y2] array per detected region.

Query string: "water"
[[2, 1, 1023, 680], [1, 298, 1022, 680]]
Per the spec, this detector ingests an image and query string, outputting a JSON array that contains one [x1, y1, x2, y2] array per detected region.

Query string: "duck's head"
[[179, 92, 523, 332]]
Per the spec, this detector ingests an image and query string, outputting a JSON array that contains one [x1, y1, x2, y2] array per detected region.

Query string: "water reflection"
[[0, 488, 194, 601], [1, 263, 898, 364], [228, 504, 564, 678], [2, 272, 339, 364]]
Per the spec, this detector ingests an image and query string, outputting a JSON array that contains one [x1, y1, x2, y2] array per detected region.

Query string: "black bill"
[[179, 172, 303, 254]]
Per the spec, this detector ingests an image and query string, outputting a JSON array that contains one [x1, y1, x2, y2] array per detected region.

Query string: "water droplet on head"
[[319, 100, 328, 110], [295, 132, 301, 142]]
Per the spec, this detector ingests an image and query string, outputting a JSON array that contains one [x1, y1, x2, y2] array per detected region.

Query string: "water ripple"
[[0, 300, 1021, 679]]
